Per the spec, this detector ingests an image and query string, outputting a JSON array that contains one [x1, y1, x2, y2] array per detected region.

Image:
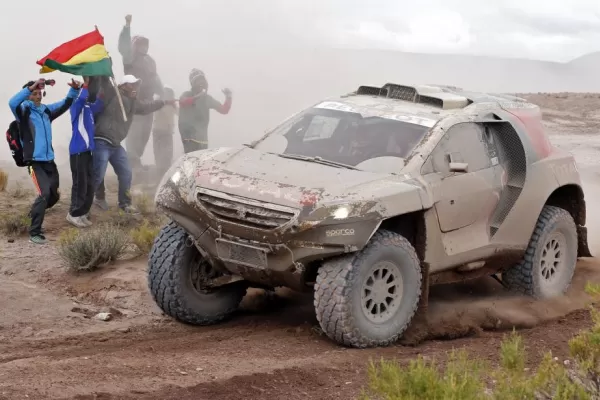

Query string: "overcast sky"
[[2, 0, 600, 164], [4, 0, 600, 65], [294, 0, 600, 62]]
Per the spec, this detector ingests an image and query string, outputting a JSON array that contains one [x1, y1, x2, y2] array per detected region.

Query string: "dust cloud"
[[1, 2, 600, 171], [2, 2, 600, 345], [399, 173, 600, 345]]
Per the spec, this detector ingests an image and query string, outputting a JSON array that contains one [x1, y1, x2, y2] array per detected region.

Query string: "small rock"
[[196, 367, 204, 372], [345, 382, 352, 385], [554, 357, 559, 362], [7, 238, 14, 243], [564, 359, 571, 366], [94, 312, 112, 321], [118, 327, 131, 333], [178, 370, 188, 375]]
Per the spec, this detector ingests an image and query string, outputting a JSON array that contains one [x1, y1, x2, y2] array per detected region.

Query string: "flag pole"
[[109, 74, 128, 123]]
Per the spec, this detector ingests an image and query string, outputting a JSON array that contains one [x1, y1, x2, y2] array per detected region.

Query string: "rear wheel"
[[314, 230, 422, 348], [503, 205, 577, 298], [148, 221, 247, 325]]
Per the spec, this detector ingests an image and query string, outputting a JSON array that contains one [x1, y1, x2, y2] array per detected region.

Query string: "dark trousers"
[[182, 138, 207, 154], [27, 161, 60, 236], [69, 151, 94, 217], [153, 130, 173, 177], [180, 127, 208, 154], [126, 113, 154, 168]]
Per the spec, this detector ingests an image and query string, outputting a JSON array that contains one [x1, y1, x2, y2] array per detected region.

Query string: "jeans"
[[92, 139, 133, 208]]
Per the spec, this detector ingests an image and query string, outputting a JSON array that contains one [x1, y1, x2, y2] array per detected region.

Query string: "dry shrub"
[[132, 191, 154, 215], [130, 219, 160, 254], [0, 212, 30, 236], [111, 209, 142, 229], [361, 284, 600, 399], [9, 181, 32, 199], [0, 169, 8, 192], [58, 223, 130, 272]]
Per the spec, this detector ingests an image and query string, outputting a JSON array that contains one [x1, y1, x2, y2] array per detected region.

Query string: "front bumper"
[[156, 181, 380, 289]]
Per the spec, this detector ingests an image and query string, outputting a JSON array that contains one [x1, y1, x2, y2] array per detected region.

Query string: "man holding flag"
[[91, 74, 174, 213]]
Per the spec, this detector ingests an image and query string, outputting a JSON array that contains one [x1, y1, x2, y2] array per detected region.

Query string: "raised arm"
[[118, 15, 134, 65], [8, 87, 32, 120], [207, 90, 233, 115], [69, 87, 88, 122], [134, 98, 166, 115], [46, 86, 80, 121]]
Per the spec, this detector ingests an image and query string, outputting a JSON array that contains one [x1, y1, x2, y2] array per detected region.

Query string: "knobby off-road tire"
[[148, 221, 247, 325], [503, 205, 577, 299], [314, 230, 422, 348]]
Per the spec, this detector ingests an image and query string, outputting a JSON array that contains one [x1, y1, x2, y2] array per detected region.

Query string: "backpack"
[[5, 107, 52, 167]]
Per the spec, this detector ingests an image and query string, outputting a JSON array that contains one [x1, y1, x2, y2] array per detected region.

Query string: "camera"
[[38, 79, 56, 88]]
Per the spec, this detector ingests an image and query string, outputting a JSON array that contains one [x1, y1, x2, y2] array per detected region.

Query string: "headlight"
[[171, 169, 182, 184], [331, 206, 350, 220]]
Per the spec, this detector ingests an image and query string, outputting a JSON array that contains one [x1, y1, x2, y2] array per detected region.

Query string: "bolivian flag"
[[36, 28, 113, 76]]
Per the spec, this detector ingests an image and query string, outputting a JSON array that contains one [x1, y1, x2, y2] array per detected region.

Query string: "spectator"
[[8, 78, 81, 244], [92, 75, 173, 213], [118, 14, 164, 172], [178, 69, 232, 153], [67, 76, 102, 228], [152, 85, 178, 177]]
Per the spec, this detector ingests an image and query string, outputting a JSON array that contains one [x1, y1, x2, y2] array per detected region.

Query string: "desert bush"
[[130, 219, 160, 254], [111, 208, 141, 228], [9, 181, 32, 199], [58, 223, 130, 272], [0, 212, 30, 236], [132, 191, 154, 215], [360, 285, 600, 399], [0, 169, 8, 191]]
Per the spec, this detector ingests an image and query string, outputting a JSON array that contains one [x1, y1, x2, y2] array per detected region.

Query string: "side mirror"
[[449, 162, 468, 173]]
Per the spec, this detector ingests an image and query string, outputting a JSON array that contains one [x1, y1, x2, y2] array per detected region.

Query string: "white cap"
[[119, 75, 141, 85]]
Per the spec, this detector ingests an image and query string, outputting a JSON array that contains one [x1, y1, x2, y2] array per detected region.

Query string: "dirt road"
[[1, 92, 600, 399]]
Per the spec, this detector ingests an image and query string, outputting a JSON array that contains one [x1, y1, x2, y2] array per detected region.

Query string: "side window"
[[427, 122, 491, 177]]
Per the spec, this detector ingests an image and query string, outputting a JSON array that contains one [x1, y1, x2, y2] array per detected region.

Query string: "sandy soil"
[[2, 93, 600, 399]]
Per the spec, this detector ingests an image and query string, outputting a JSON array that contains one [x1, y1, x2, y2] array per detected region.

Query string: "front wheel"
[[147, 221, 247, 325], [503, 205, 578, 299], [314, 230, 422, 348]]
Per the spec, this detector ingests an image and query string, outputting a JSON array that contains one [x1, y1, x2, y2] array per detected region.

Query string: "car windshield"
[[253, 105, 431, 172]]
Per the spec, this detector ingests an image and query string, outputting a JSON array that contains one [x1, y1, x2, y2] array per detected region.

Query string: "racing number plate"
[[215, 238, 269, 269]]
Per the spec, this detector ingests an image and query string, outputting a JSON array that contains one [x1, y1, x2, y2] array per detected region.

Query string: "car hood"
[[176, 147, 425, 210]]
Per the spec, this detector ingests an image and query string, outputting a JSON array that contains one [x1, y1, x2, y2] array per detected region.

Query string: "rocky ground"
[[1, 93, 600, 399]]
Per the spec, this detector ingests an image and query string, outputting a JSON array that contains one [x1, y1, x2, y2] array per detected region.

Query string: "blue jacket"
[[8, 86, 79, 162], [69, 87, 102, 155]]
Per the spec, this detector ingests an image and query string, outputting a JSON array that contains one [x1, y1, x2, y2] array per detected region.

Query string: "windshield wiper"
[[267, 152, 359, 170]]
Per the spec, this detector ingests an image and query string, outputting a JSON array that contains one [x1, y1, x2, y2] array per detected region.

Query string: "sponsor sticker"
[[313, 101, 437, 127], [325, 228, 355, 237]]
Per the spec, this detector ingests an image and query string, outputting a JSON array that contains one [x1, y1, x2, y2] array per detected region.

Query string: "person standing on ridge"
[[8, 78, 82, 244], [178, 69, 232, 153], [118, 13, 164, 172]]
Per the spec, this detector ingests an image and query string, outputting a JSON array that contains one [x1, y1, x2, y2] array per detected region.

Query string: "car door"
[[425, 122, 503, 233]]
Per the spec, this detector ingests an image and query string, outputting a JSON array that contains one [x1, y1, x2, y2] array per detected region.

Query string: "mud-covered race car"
[[148, 83, 591, 348]]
